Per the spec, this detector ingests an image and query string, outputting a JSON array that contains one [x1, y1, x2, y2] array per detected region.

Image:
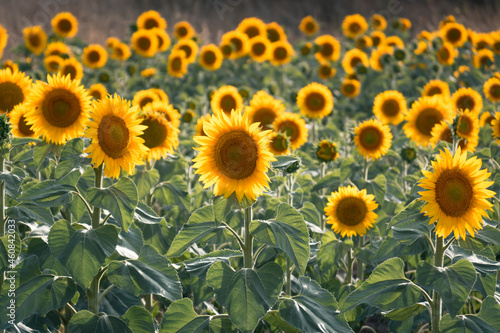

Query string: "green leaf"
[[33, 141, 60, 170], [0, 167, 24, 196], [250, 203, 310, 274], [360, 174, 386, 204], [279, 277, 353, 333], [153, 175, 190, 212], [263, 311, 300, 333], [48, 220, 119, 288], [107, 245, 182, 301], [160, 298, 199, 332], [299, 201, 322, 230], [121, 306, 155, 333], [135, 219, 175, 254], [446, 245, 500, 275], [17, 178, 77, 207], [382, 303, 427, 321], [416, 259, 477, 318], [56, 138, 87, 178], [340, 257, 422, 312], [133, 168, 159, 199], [182, 249, 242, 277], [68, 310, 132, 333], [340, 156, 356, 183], [475, 225, 500, 246], [440, 298, 500, 333], [311, 169, 340, 192], [317, 231, 352, 273], [134, 202, 162, 224], [87, 177, 138, 232], [271, 155, 301, 173]]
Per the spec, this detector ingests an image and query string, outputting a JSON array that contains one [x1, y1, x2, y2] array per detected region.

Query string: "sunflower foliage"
[[0, 9, 500, 333]]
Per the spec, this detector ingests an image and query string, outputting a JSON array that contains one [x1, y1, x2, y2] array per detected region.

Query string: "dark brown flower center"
[[98, 115, 130, 159], [42, 89, 81, 128], [140, 116, 167, 149], [336, 197, 367, 226], [435, 169, 473, 217], [305, 92, 326, 111], [416, 108, 443, 136], [359, 126, 383, 151], [381, 98, 400, 117], [0, 82, 24, 113], [214, 130, 258, 179]]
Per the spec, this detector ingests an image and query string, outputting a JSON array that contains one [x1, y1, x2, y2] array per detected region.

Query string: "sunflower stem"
[[0, 155, 5, 237], [287, 174, 294, 206], [346, 246, 354, 285], [357, 236, 364, 281], [311, 120, 317, 143], [285, 257, 292, 296], [363, 158, 369, 181], [91, 164, 103, 229], [320, 163, 326, 231], [243, 206, 253, 268], [88, 266, 107, 314], [431, 235, 445, 333]]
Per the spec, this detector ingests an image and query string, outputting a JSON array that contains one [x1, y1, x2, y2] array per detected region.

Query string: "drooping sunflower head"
[[483, 77, 500, 103], [139, 110, 179, 161], [132, 89, 160, 110], [451, 87, 482, 116], [45, 41, 70, 57], [429, 121, 453, 148], [221, 30, 249, 59], [7, 103, 36, 139], [137, 10, 167, 30], [266, 22, 286, 43], [437, 42, 457, 66], [297, 82, 334, 119], [316, 139, 338, 162], [151, 28, 171, 53], [167, 50, 188, 78], [340, 79, 361, 99], [82, 44, 107, 69], [25, 73, 91, 145], [211, 85, 244, 116], [143, 101, 181, 129], [0, 69, 32, 114], [299, 16, 319, 36], [111, 43, 132, 61], [418, 147, 495, 240], [173, 39, 199, 64], [370, 31, 386, 47], [88, 83, 108, 101], [354, 118, 392, 160], [318, 61, 336, 80], [51, 12, 78, 38], [246, 90, 285, 130], [440, 22, 467, 47], [268, 132, 290, 156], [238, 17, 266, 39], [59, 58, 84, 81], [473, 48, 494, 70], [192, 109, 276, 202], [422, 79, 451, 99], [174, 21, 196, 40], [314, 35, 341, 62], [131, 29, 158, 58], [23, 26, 47, 55], [342, 49, 369, 75], [272, 112, 308, 150], [325, 185, 378, 237], [248, 36, 271, 62], [270, 41, 294, 66], [342, 14, 368, 39], [373, 90, 407, 125], [44, 55, 64, 73], [371, 14, 387, 31], [199, 44, 223, 71]]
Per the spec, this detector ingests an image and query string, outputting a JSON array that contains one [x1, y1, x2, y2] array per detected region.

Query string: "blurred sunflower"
[[45, 42, 70, 57], [341, 79, 361, 98], [342, 49, 369, 74], [272, 112, 308, 149], [132, 89, 160, 110], [492, 112, 500, 143], [51, 12, 78, 38], [2, 60, 18, 72], [483, 77, 500, 103], [111, 43, 132, 61], [195, 114, 212, 136], [437, 42, 457, 66], [0, 69, 32, 114], [131, 30, 158, 58], [174, 21, 195, 40], [44, 55, 64, 73], [473, 49, 494, 69], [354, 118, 392, 160], [456, 109, 480, 152], [422, 80, 450, 99], [355, 36, 373, 50], [472, 32, 493, 50], [373, 90, 407, 125], [318, 62, 336, 80], [152, 28, 171, 53], [299, 16, 319, 36], [238, 17, 266, 39], [82, 44, 107, 69], [247, 90, 285, 130], [268, 132, 290, 156], [143, 101, 181, 129], [248, 36, 271, 62], [370, 31, 386, 47], [440, 22, 467, 47], [0, 24, 7, 52], [211, 85, 243, 115], [342, 14, 368, 39], [314, 35, 341, 62], [371, 14, 387, 31], [316, 140, 338, 162], [324, 186, 378, 237], [59, 58, 84, 81], [140, 68, 157, 78], [418, 147, 495, 240], [414, 41, 428, 55], [219, 40, 233, 59], [88, 83, 108, 101], [429, 121, 452, 148], [451, 87, 482, 116], [106, 37, 120, 49], [7, 103, 36, 138], [150, 88, 169, 104], [383, 36, 405, 49], [297, 82, 333, 118], [136, 10, 167, 30], [85, 94, 148, 178], [269, 41, 294, 66], [167, 50, 188, 78], [479, 112, 495, 127], [222, 30, 249, 59], [199, 44, 223, 71], [370, 45, 393, 71], [193, 109, 275, 202], [173, 39, 199, 63], [23, 26, 47, 55], [139, 110, 179, 161], [25, 73, 90, 144], [266, 22, 286, 43]]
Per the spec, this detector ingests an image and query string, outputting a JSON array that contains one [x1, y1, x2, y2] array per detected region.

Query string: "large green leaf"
[[48, 220, 119, 288], [133, 168, 159, 199], [135, 219, 176, 254], [317, 231, 352, 273], [107, 245, 182, 301], [446, 245, 500, 275], [87, 177, 138, 232], [382, 303, 427, 321], [68, 310, 132, 333], [56, 138, 88, 178], [17, 172, 79, 207], [182, 249, 242, 277], [440, 297, 500, 333], [250, 203, 310, 274], [416, 259, 476, 318], [121, 306, 155, 333], [7, 203, 54, 225], [359, 174, 386, 204], [475, 225, 500, 246], [207, 261, 284, 333], [340, 257, 421, 312], [153, 175, 190, 212], [279, 277, 353, 333], [0, 167, 24, 196], [299, 201, 323, 232]]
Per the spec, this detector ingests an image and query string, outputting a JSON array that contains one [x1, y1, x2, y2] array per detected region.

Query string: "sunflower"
[[173, 39, 199, 63], [139, 110, 179, 161], [382, 36, 405, 49], [45, 42, 70, 57], [373, 90, 407, 125], [300, 42, 312, 56], [25, 73, 90, 144], [342, 14, 368, 39], [221, 30, 249, 59], [2, 60, 18, 73], [324, 186, 378, 237], [0, 24, 7, 52], [297, 82, 333, 119], [451, 87, 482, 116], [414, 41, 428, 55], [7, 103, 36, 138], [193, 109, 275, 202], [106, 37, 120, 49], [85, 94, 148, 179], [491, 112, 500, 143], [472, 33, 493, 50], [318, 61, 336, 80], [51, 12, 78, 38], [140, 68, 156, 78], [342, 49, 369, 75], [167, 50, 188, 78], [429, 121, 452, 148], [195, 114, 212, 136], [437, 42, 457, 66], [246, 91, 285, 130], [354, 118, 392, 160], [248, 36, 271, 62], [88, 83, 108, 101], [266, 22, 286, 43], [473, 49, 494, 69], [399, 18, 412, 31], [132, 89, 160, 110], [44, 55, 64, 73], [404, 95, 453, 146], [440, 22, 467, 47], [370, 31, 386, 47], [371, 14, 387, 31], [299, 16, 319, 36], [0, 69, 32, 114], [314, 35, 341, 62], [211, 85, 243, 115], [174, 21, 195, 40], [456, 109, 480, 152], [82, 44, 107, 69], [268, 132, 290, 156], [269, 41, 294, 66], [341, 79, 361, 99], [219, 40, 233, 59], [152, 28, 171, 53], [59, 58, 84, 81], [143, 101, 181, 129], [111, 43, 132, 61], [439, 15, 456, 29], [355, 36, 373, 50], [238, 17, 266, 39], [483, 77, 500, 103], [370, 45, 393, 71], [272, 112, 308, 149], [137, 10, 167, 30], [491, 32, 500, 55], [480, 112, 495, 127], [23, 26, 47, 55], [422, 80, 450, 99], [418, 147, 495, 240], [131, 29, 158, 58], [316, 140, 338, 162], [199, 44, 223, 71]]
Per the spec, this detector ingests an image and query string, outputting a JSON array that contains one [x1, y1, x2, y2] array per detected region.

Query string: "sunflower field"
[[0, 8, 500, 333]]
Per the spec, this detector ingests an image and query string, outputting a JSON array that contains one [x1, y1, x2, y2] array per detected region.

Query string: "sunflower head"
[[2, 60, 18, 73], [82, 44, 107, 69], [440, 22, 467, 47], [483, 77, 500, 103], [341, 79, 361, 99], [267, 132, 290, 156], [151, 28, 171, 53], [131, 29, 158, 58], [173, 39, 199, 63], [270, 41, 294, 66], [23, 26, 47, 55], [238, 17, 266, 39], [272, 112, 308, 150], [342, 49, 369, 75], [137, 10, 167, 30], [44, 55, 64, 73], [473, 49, 494, 69], [342, 14, 368, 39], [51, 12, 78, 38], [373, 90, 407, 125], [299, 16, 319, 36], [266, 22, 286, 43], [437, 42, 457, 66], [248, 36, 271, 62], [195, 114, 212, 136], [142, 101, 181, 129], [199, 44, 223, 71], [325, 185, 378, 237], [418, 147, 495, 240], [314, 35, 341, 62], [371, 14, 387, 31], [167, 50, 188, 78], [297, 82, 334, 119], [88, 83, 108, 101], [422, 80, 450, 99], [400, 146, 417, 163], [222, 30, 249, 59], [246, 90, 285, 130], [0, 69, 32, 114], [451, 87, 482, 116], [59, 58, 84, 81], [182, 109, 195, 123], [316, 140, 338, 162], [354, 118, 392, 160], [479, 112, 495, 127], [174, 21, 195, 40], [111, 43, 132, 61], [318, 62, 336, 79], [7, 103, 36, 139], [132, 89, 160, 110], [370, 31, 386, 47], [139, 110, 179, 161], [211, 85, 243, 116]]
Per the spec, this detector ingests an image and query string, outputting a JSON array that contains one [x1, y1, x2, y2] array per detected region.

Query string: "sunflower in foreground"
[[143, 101, 181, 129], [451, 87, 482, 116], [85, 94, 148, 179], [193, 109, 276, 202], [373, 90, 407, 125], [325, 186, 378, 237], [8, 103, 36, 138], [483, 77, 500, 103], [354, 118, 392, 160], [0, 69, 32, 114], [299, 16, 319, 36], [199, 44, 223, 71], [268, 132, 290, 156], [139, 110, 179, 161], [422, 80, 450, 99], [82, 44, 108, 69], [137, 10, 167, 30], [174, 21, 196, 40], [88, 83, 108, 101], [51, 12, 78, 38], [211, 85, 243, 115], [167, 50, 188, 78], [23, 26, 47, 55], [25, 73, 90, 144], [246, 90, 285, 130], [418, 147, 495, 240], [272, 112, 308, 149], [297, 82, 333, 119]]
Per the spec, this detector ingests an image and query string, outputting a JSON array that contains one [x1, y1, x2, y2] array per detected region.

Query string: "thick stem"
[[144, 294, 153, 312], [88, 267, 107, 314], [243, 206, 253, 268], [287, 174, 294, 206], [285, 258, 292, 296], [357, 237, 364, 281], [431, 236, 445, 333], [346, 247, 354, 285], [91, 164, 103, 229], [363, 158, 369, 181], [0, 155, 5, 237]]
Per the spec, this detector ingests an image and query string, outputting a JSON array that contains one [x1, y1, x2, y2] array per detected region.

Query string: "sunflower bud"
[[182, 109, 195, 123], [400, 146, 417, 163], [316, 140, 338, 162]]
